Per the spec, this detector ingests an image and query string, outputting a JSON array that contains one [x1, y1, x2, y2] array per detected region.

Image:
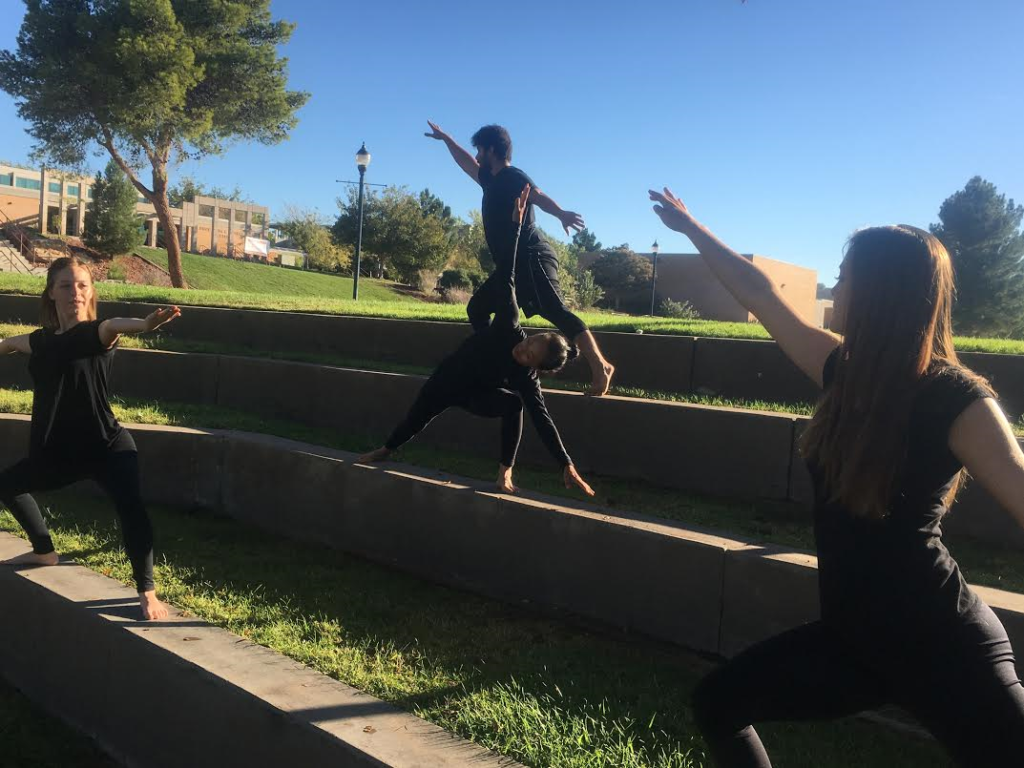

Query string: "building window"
[[198, 204, 215, 218], [48, 181, 62, 193], [16, 177, 41, 191], [251, 212, 265, 225], [67, 184, 80, 196], [87, 187, 94, 198], [138, 196, 148, 203], [218, 207, 230, 221], [0, 173, 12, 186]]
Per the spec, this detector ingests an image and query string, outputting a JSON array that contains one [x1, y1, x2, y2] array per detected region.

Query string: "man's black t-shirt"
[[479, 165, 551, 267], [28, 320, 128, 456], [810, 348, 992, 644]]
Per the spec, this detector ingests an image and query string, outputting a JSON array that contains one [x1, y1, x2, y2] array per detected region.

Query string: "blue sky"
[[0, 0, 1021, 283]]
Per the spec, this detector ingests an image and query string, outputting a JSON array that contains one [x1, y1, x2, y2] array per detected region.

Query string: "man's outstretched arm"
[[529, 187, 585, 236], [425, 120, 480, 185]]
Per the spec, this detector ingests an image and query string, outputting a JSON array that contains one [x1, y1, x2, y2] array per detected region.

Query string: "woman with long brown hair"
[[650, 188, 1024, 766], [0, 257, 179, 620]]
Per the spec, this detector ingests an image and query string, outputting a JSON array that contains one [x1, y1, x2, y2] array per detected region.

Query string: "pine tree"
[[932, 176, 1024, 336], [84, 160, 144, 256]]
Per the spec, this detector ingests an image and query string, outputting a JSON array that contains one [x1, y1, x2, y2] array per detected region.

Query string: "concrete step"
[[0, 236, 46, 275], [0, 530, 516, 768]]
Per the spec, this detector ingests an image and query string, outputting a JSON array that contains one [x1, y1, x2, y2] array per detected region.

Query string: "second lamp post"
[[649, 240, 660, 316], [352, 142, 372, 300]]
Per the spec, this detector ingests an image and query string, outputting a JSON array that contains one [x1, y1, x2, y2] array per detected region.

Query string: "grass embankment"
[[5, 255, 1022, 350], [0, 386, 1021, 596], [4, 265, 1023, 352], [0, 492, 951, 768]]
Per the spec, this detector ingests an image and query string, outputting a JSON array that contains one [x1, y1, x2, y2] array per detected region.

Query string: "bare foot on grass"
[[139, 590, 169, 621], [2, 550, 59, 567]]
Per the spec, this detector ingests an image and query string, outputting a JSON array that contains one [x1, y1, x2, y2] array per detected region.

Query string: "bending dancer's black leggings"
[[0, 448, 155, 592], [692, 614, 1024, 767], [469, 252, 588, 340], [386, 380, 524, 467]]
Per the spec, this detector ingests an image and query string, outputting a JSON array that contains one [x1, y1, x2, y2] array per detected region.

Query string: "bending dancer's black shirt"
[[28, 320, 130, 457], [811, 349, 993, 642]]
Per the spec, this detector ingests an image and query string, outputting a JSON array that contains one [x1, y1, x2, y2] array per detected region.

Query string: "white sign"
[[243, 236, 270, 257]]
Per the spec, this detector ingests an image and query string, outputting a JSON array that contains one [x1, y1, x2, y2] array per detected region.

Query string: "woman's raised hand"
[[650, 187, 697, 234], [143, 306, 181, 332]]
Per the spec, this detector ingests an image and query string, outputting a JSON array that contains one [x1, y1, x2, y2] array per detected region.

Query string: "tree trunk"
[[150, 167, 185, 288]]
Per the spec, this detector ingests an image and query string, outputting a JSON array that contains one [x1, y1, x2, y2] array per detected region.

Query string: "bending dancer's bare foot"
[[357, 447, 392, 464], [496, 464, 518, 494], [139, 590, 169, 621], [2, 550, 59, 567], [588, 362, 615, 397]]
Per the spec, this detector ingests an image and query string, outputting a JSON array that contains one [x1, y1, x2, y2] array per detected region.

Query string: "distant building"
[[0, 160, 269, 258], [579, 251, 818, 324]]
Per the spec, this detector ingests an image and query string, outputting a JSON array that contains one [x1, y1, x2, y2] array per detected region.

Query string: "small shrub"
[[573, 269, 604, 309], [659, 297, 701, 319], [439, 287, 473, 304], [438, 268, 477, 292]]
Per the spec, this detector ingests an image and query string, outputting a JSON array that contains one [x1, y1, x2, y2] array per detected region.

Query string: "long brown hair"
[[800, 225, 991, 519], [41, 256, 97, 330]]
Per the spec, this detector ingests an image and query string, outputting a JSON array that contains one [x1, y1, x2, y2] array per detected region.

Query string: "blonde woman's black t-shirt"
[[28, 320, 128, 456], [810, 349, 993, 643]]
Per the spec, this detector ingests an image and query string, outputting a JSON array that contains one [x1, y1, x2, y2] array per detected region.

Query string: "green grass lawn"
[[3, 266, 1023, 352], [0, 676, 115, 767], [0, 386, 1021, 595], [0, 493, 952, 768], [134, 246, 406, 302]]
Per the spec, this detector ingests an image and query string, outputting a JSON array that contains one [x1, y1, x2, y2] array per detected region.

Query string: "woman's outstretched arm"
[[650, 188, 839, 386], [950, 398, 1024, 530], [0, 334, 32, 355], [98, 306, 181, 348]]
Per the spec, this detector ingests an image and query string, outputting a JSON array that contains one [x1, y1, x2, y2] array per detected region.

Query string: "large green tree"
[[931, 176, 1024, 336], [571, 227, 602, 254], [0, 0, 308, 287], [588, 245, 653, 312], [277, 206, 350, 273], [333, 186, 449, 283], [83, 158, 143, 256]]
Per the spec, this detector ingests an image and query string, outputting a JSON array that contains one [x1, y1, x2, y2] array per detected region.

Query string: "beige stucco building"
[[580, 251, 819, 325], [0, 161, 269, 257]]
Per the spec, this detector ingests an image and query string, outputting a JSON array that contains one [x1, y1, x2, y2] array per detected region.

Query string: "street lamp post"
[[649, 240, 660, 316], [353, 143, 372, 300]]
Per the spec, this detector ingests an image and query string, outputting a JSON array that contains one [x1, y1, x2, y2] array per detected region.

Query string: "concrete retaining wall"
[[2, 293, 1023, 415], [2, 345, 1022, 550], [0, 528, 514, 768], [0, 347, 799, 501], [3, 414, 1023, 676]]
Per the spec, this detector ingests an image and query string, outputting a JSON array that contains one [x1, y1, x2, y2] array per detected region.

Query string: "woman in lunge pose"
[[360, 186, 595, 498], [650, 188, 1024, 767], [0, 256, 180, 621]]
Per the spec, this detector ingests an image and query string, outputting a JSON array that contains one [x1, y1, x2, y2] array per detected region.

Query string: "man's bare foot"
[[139, 590, 169, 621], [587, 362, 615, 396], [357, 447, 392, 464], [2, 550, 59, 567]]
